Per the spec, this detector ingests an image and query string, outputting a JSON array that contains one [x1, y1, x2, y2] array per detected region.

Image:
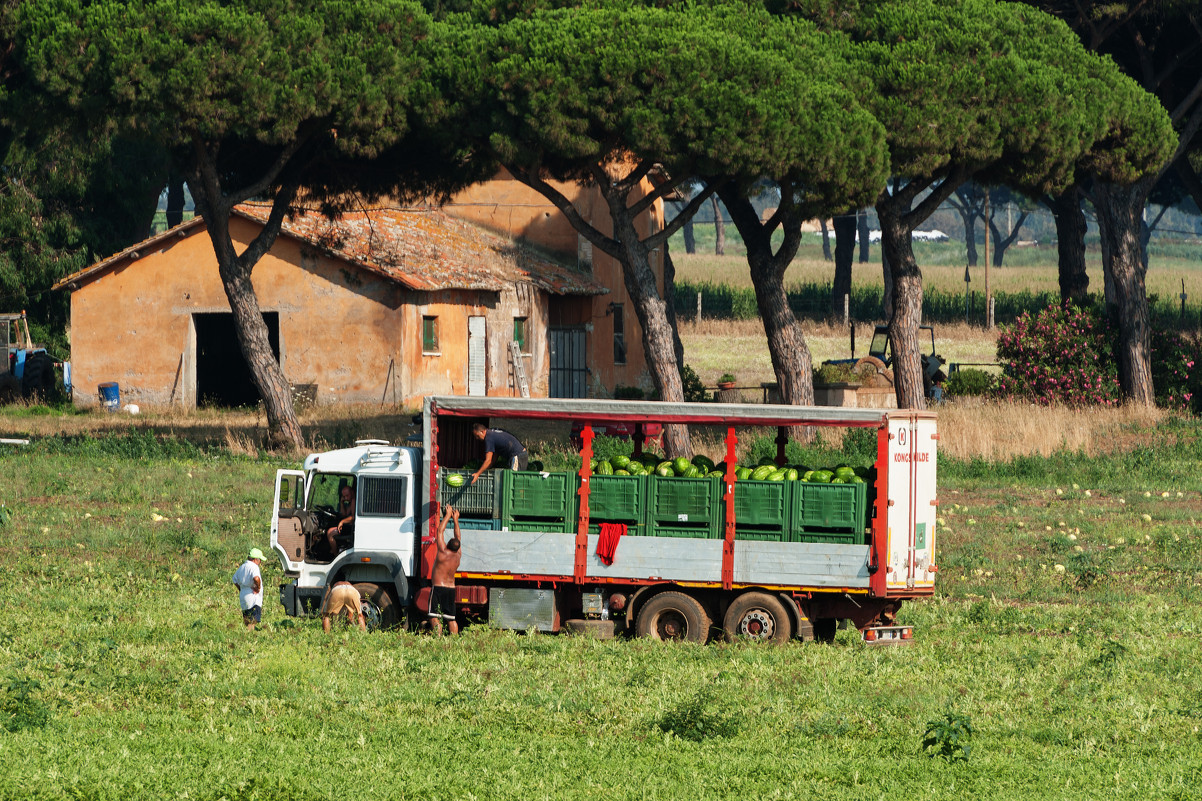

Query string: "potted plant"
[[717, 373, 737, 390]]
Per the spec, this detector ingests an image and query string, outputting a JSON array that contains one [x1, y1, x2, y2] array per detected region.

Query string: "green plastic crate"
[[734, 524, 788, 542], [731, 479, 791, 527], [648, 521, 719, 539], [585, 474, 646, 523], [438, 468, 499, 517], [499, 518, 574, 534], [501, 470, 576, 520], [646, 475, 721, 527], [791, 528, 860, 545], [453, 517, 500, 531], [588, 520, 646, 538], [790, 481, 867, 538]]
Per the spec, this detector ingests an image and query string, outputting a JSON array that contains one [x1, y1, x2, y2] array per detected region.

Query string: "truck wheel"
[[723, 592, 792, 644], [353, 582, 399, 631], [635, 591, 710, 644], [564, 619, 615, 640], [813, 617, 838, 644]]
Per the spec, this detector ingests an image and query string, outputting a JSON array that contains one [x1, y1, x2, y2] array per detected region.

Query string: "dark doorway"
[[194, 312, 280, 407], [549, 327, 588, 398]]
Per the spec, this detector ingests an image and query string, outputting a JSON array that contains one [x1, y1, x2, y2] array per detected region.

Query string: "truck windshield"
[[309, 473, 354, 511]]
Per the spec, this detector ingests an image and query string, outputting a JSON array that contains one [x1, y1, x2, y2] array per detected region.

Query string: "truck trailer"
[[271, 396, 937, 643]]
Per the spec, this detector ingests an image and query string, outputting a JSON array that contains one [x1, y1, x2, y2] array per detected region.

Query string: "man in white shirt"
[[232, 548, 265, 631]]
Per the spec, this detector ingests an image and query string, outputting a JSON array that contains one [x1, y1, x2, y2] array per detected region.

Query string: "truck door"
[[885, 415, 938, 591], [270, 469, 307, 572]]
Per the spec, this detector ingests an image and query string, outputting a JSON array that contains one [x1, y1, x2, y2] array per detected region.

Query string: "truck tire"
[[20, 352, 57, 403], [353, 582, 400, 631], [723, 592, 792, 644], [813, 617, 838, 644], [635, 591, 710, 644], [564, 619, 615, 640]]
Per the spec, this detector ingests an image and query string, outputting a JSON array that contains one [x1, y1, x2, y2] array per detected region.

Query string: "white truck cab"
[[271, 439, 421, 627]]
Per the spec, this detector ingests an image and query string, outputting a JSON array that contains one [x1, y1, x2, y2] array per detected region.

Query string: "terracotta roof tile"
[[237, 203, 607, 296]]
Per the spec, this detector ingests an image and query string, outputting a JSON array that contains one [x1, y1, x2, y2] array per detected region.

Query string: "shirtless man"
[[429, 505, 463, 635]]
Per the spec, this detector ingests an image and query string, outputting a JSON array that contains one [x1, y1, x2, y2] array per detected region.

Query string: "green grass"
[[2, 425, 1201, 800]]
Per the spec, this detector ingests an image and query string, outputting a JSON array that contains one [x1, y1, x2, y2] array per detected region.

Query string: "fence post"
[[842, 293, 849, 326], [696, 291, 702, 321], [988, 296, 995, 330]]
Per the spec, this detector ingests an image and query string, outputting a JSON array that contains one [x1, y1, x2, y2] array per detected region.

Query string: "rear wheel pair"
[[352, 582, 402, 630], [633, 590, 799, 644]]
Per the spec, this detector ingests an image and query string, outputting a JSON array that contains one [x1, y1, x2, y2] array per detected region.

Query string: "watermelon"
[[596, 460, 614, 475], [834, 465, 855, 480], [767, 469, 786, 481], [655, 464, 674, 477], [673, 457, 692, 475], [757, 457, 777, 467], [706, 470, 724, 479], [692, 455, 715, 472], [588, 458, 598, 471], [751, 465, 775, 481], [626, 462, 645, 476], [445, 473, 467, 487], [611, 455, 631, 470], [786, 468, 799, 481], [614, 469, 630, 476], [831, 476, 847, 484], [802, 470, 814, 482], [849, 475, 866, 484], [736, 466, 753, 480], [681, 465, 701, 478], [811, 470, 832, 483]]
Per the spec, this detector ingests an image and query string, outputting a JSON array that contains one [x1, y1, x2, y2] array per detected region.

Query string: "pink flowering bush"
[[995, 303, 1120, 406], [1150, 328, 1202, 413], [997, 302, 1202, 411]]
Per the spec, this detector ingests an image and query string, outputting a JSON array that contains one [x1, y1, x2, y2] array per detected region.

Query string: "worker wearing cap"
[[232, 547, 265, 631]]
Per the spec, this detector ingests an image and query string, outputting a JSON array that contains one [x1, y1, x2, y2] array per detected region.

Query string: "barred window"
[[358, 476, 409, 518]]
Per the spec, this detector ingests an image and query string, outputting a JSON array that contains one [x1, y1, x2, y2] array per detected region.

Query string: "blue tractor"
[[1, 311, 61, 404]]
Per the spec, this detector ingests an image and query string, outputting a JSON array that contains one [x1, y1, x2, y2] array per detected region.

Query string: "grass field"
[[1, 406, 1199, 800]]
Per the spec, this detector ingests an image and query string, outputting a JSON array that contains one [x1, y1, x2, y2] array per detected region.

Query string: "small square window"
[[423, 316, 439, 353], [514, 317, 528, 353]]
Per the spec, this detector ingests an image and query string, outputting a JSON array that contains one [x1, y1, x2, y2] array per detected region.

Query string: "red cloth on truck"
[[596, 522, 627, 566]]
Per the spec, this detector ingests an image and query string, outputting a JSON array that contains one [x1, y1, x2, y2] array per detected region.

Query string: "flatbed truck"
[[271, 396, 937, 643]]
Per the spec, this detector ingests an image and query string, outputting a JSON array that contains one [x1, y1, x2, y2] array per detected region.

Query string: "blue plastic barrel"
[[98, 382, 120, 412]]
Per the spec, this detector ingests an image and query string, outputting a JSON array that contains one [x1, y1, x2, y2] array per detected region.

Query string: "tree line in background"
[[0, 0, 1198, 453]]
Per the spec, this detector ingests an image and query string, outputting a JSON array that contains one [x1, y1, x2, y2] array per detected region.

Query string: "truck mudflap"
[[280, 582, 298, 617]]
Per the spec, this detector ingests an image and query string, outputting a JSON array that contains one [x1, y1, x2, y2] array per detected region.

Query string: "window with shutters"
[[422, 316, 439, 354]]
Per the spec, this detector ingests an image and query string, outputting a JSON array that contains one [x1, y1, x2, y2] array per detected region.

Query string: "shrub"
[[922, 711, 973, 762], [679, 364, 710, 403], [945, 368, 995, 397], [655, 689, 739, 741], [994, 302, 1120, 406], [613, 384, 645, 400], [1149, 328, 1202, 413]]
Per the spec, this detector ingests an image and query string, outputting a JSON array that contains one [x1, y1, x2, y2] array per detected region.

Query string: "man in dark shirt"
[[469, 422, 528, 483]]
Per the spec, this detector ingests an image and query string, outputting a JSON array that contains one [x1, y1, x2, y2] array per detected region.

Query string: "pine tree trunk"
[[1095, 181, 1155, 405], [831, 213, 856, 317], [963, 214, 978, 267], [1049, 187, 1089, 304], [819, 218, 832, 261], [194, 184, 304, 451], [683, 218, 696, 254], [877, 205, 925, 409], [166, 173, 186, 229], [606, 194, 691, 457], [711, 196, 725, 256], [857, 209, 871, 262]]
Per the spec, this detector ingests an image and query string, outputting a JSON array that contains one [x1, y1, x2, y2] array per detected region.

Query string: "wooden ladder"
[[509, 340, 530, 398]]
